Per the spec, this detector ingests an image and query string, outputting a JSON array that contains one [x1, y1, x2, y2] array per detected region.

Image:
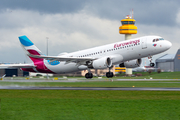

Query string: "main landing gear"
[[85, 72, 93, 79], [106, 67, 114, 78], [148, 56, 155, 67], [85, 69, 93, 79], [85, 67, 114, 79], [106, 72, 114, 78]]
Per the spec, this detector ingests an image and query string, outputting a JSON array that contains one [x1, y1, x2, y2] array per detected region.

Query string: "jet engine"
[[92, 57, 112, 69], [119, 59, 142, 68]]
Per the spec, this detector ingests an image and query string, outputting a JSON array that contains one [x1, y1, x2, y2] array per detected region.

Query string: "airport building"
[[0, 68, 29, 77], [155, 49, 180, 72], [119, 12, 137, 75]]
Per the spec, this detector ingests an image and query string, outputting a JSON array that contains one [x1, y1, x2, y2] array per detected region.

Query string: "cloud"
[[0, 9, 123, 62], [0, 0, 179, 63], [82, 0, 180, 26], [0, 0, 86, 14], [1, 0, 180, 27]]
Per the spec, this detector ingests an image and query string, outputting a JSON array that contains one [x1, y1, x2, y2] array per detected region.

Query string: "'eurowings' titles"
[[114, 39, 140, 48]]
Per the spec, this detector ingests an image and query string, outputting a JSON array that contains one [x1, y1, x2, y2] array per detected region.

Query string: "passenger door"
[[142, 37, 147, 49]]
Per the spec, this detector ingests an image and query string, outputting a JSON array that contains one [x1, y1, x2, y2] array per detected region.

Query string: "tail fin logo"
[[19, 35, 43, 63], [19, 36, 34, 47]]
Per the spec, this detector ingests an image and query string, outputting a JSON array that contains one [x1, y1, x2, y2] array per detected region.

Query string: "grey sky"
[[1, 0, 179, 25], [0, 0, 179, 63]]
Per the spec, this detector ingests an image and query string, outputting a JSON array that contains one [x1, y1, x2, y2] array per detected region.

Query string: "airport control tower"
[[119, 12, 137, 75]]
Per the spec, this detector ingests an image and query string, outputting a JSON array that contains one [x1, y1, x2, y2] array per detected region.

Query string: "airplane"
[[132, 66, 158, 72], [0, 35, 172, 79]]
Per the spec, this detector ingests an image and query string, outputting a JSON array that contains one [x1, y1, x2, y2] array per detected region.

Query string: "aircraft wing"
[[28, 54, 96, 63], [0, 64, 35, 69]]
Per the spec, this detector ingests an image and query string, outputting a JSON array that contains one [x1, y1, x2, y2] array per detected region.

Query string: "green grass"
[[1, 80, 180, 88], [0, 90, 180, 120], [0, 72, 180, 119], [116, 71, 180, 79]]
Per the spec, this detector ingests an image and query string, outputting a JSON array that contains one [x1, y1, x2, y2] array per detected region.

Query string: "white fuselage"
[[43, 36, 172, 74]]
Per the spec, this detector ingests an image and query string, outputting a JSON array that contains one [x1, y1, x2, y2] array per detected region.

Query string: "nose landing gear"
[[148, 56, 155, 67], [150, 63, 155, 67]]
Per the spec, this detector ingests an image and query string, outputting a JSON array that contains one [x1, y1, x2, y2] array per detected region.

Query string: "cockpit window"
[[153, 38, 164, 42], [159, 38, 164, 40]]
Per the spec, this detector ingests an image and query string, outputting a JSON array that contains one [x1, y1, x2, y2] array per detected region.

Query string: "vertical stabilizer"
[[19, 35, 43, 63]]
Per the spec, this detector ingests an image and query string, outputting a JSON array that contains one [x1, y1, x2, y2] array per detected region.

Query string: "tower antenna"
[[132, 9, 134, 19]]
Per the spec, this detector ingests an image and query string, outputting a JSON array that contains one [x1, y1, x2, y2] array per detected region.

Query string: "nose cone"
[[165, 40, 172, 49]]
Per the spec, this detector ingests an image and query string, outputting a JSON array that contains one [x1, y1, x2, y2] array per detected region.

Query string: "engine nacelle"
[[92, 57, 112, 69], [119, 59, 142, 68]]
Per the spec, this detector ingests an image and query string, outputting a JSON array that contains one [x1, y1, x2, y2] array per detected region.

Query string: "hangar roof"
[[156, 54, 175, 62]]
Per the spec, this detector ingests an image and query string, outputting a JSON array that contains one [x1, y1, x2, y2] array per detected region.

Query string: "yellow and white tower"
[[119, 13, 137, 75]]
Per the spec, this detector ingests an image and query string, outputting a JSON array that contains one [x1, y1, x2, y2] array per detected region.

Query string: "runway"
[[0, 86, 180, 91], [1, 78, 180, 82], [1, 78, 180, 91]]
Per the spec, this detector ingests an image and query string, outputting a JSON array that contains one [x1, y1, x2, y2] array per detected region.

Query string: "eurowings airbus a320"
[[0, 35, 171, 78]]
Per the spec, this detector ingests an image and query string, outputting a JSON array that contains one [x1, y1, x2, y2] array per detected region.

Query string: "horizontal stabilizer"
[[0, 64, 35, 69]]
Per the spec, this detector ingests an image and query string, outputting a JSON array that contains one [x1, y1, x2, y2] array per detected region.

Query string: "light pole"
[[46, 37, 49, 79], [46, 37, 49, 56]]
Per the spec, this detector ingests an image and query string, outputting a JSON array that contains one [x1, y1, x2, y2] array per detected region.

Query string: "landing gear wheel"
[[148, 56, 155, 67], [150, 63, 155, 67], [85, 73, 93, 79], [106, 72, 114, 78]]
